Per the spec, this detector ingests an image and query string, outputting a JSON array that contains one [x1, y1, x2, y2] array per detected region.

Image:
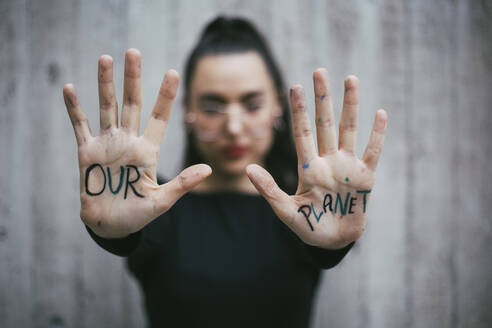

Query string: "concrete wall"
[[1, 0, 491, 327]]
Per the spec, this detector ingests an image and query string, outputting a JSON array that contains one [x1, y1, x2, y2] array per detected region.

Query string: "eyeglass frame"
[[185, 94, 282, 141]]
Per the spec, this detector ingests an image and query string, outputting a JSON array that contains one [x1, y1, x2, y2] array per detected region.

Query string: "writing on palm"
[[246, 69, 387, 249]]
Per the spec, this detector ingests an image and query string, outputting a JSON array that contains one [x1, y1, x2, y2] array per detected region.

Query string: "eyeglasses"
[[186, 101, 277, 142]]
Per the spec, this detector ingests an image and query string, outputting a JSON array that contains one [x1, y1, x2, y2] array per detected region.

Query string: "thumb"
[[154, 164, 212, 213], [246, 164, 296, 222]]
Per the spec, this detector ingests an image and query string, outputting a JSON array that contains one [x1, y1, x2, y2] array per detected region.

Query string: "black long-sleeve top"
[[87, 186, 354, 328]]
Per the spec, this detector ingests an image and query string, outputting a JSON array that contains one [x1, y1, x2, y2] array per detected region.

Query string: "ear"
[[273, 93, 283, 117], [273, 105, 282, 117]]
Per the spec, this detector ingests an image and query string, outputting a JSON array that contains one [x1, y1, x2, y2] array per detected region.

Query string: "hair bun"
[[200, 16, 261, 42]]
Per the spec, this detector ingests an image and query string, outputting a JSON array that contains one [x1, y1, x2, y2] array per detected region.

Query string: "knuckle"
[[293, 102, 306, 113], [160, 86, 176, 100], [316, 117, 334, 128], [100, 100, 114, 110], [301, 128, 312, 137], [295, 128, 312, 138], [74, 115, 89, 127], [263, 179, 277, 199], [344, 98, 359, 106], [340, 120, 357, 132], [367, 146, 381, 157], [123, 96, 138, 106], [152, 112, 169, 122], [177, 174, 187, 192], [315, 90, 330, 100]]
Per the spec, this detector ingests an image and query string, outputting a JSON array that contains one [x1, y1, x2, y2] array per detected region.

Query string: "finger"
[[313, 68, 337, 156], [246, 164, 297, 223], [143, 70, 179, 146], [290, 85, 317, 168], [362, 109, 388, 171], [339, 75, 359, 153], [153, 164, 212, 213], [121, 48, 142, 135], [98, 55, 118, 131], [63, 84, 92, 145]]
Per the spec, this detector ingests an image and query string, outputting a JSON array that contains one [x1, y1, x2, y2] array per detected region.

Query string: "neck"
[[194, 169, 258, 194]]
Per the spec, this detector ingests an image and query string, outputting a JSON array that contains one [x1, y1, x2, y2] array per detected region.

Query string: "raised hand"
[[246, 69, 387, 249], [63, 49, 211, 238]]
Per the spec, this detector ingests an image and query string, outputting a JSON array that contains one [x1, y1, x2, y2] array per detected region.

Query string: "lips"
[[223, 144, 249, 158]]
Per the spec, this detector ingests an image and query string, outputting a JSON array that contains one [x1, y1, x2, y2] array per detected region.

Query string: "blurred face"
[[187, 52, 281, 177]]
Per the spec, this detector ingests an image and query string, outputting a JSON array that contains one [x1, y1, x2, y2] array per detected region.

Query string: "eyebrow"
[[240, 91, 264, 102], [198, 93, 227, 103], [197, 91, 264, 103]]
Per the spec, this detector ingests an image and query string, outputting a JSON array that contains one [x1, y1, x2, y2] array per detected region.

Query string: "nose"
[[225, 104, 243, 136]]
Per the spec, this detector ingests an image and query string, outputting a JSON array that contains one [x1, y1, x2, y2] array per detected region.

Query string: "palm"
[[77, 130, 159, 238], [292, 152, 374, 249], [247, 69, 387, 249], [64, 49, 210, 238]]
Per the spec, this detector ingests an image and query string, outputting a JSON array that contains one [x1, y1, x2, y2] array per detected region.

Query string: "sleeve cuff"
[[86, 225, 142, 257], [304, 241, 355, 269]]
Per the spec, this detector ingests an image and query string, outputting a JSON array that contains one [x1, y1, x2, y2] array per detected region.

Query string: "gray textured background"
[[1, 0, 491, 327]]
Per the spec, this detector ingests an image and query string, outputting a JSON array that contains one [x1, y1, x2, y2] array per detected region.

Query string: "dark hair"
[[183, 16, 298, 194]]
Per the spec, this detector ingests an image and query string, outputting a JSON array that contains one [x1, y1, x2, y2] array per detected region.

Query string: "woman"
[[63, 17, 387, 328]]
